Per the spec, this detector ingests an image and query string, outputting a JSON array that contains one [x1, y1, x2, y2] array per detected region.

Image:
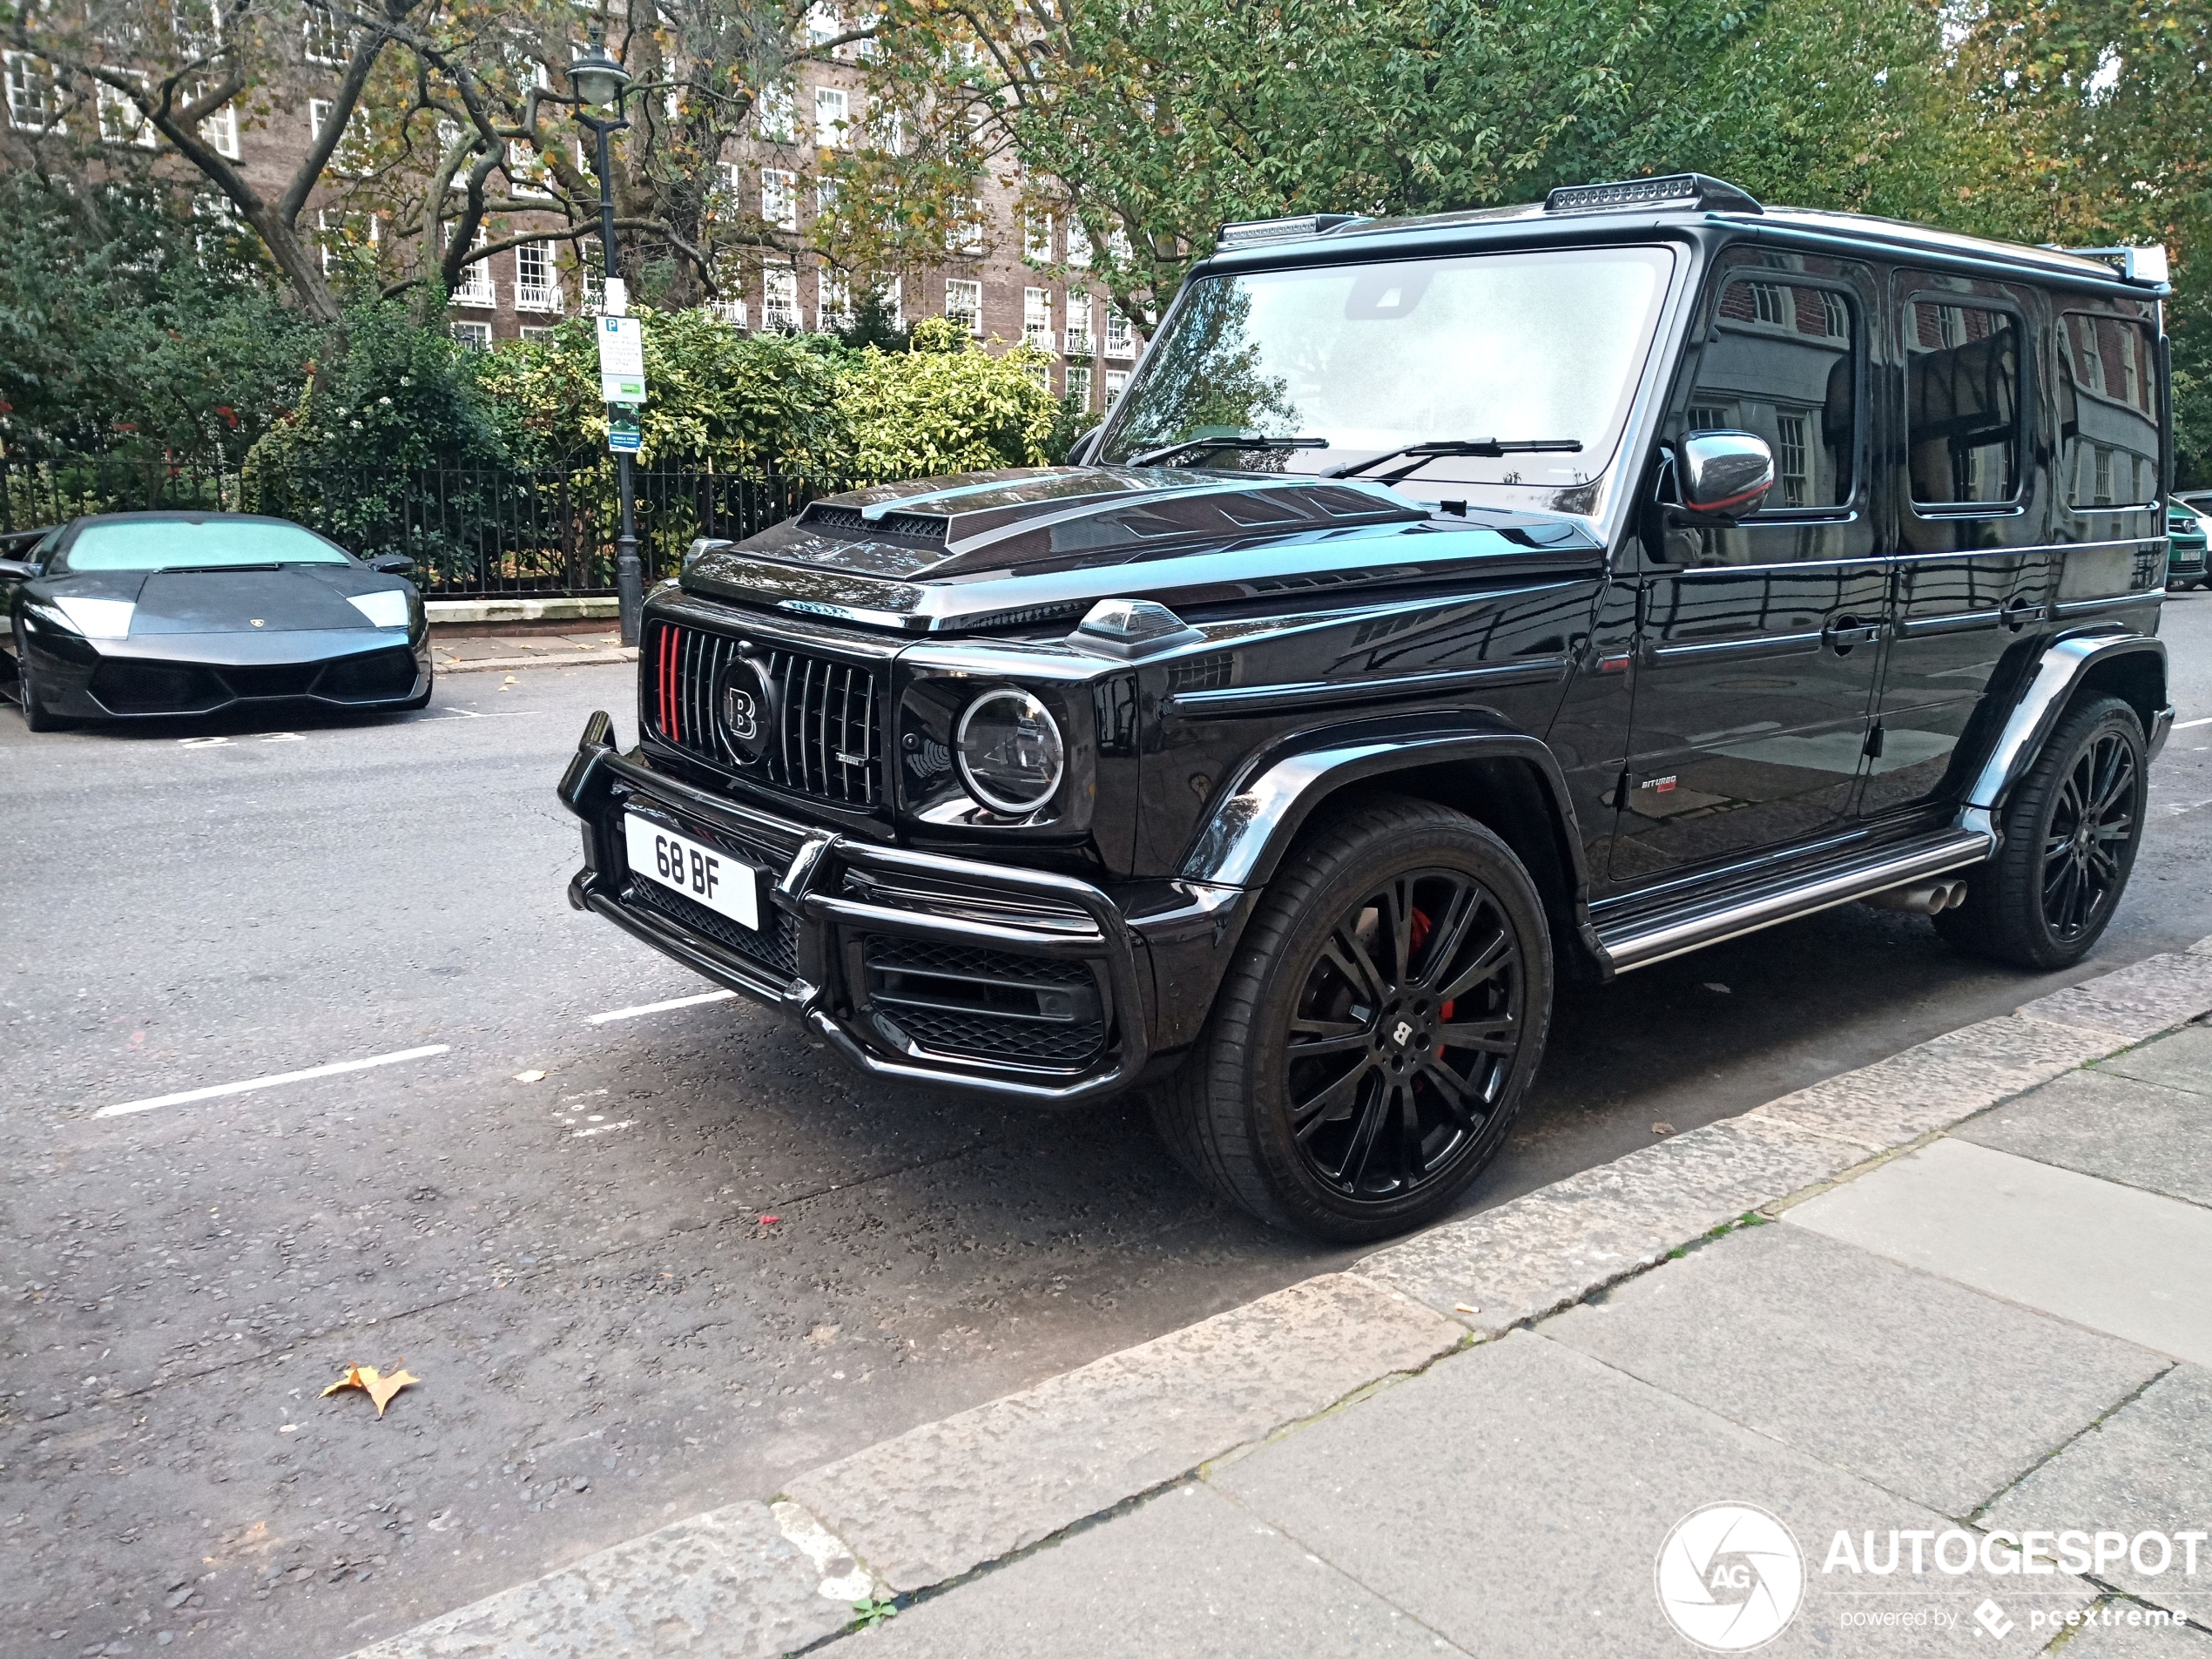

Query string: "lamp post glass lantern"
[[570, 30, 643, 644]]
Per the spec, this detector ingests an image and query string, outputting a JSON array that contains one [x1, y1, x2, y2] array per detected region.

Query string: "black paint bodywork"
[[2, 513, 432, 723], [560, 200, 2175, 1103]]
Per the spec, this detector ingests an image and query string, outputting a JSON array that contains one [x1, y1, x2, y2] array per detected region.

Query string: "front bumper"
[[18, 624, 431, 719], [558, 712, 1244, 1104]]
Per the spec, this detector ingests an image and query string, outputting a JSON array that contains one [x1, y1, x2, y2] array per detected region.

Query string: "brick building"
[[3, 34, 1139, 414]]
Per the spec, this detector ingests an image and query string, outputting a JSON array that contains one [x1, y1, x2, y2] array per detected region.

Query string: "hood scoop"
[[797, 503, 949, 549]]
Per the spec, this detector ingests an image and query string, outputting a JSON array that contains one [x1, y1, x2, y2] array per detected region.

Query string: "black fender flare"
[[1956, 630, 2171, 841], [1176, 714, 1593, 947]]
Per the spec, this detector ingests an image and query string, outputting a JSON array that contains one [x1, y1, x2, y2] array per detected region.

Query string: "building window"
[[1103, 311, 1133, 360], [755, 84, 797, 144], [451, 254, 496, 309], [709, 297, 747, 329], [876, 276, 901, 325], [948, 197, 984, 256], [4, 52, 59, 132], [1819, 290, 1848, 340], [1935, 304, 1966, 348], [515, 241, 561, 312], [1776, 412, 1810, 508], [450, 321, 492, 352], [1066, 221, 1091, 269], [1065, 364, 1092, 410], [1748, 281, 1786, 327], [761, 168, 797, 231], [199, 89, 239, 158], [1023, 287, 1053, 353], [518, 324, 556, 342], [813, 85, 848, 147], [1686, 404, 1730, 431], [2093, 446, 2114, 507], [763, 267, 801, 331], [818, 267, 851, 330], [814, 178, 840, 218], [2122, 331, 2142, 407], [1064, 294, 1095, 357], [1104, 369, 1129, 405], [98, 78, 155, 147], [1024, 361, 1051, 394], [1023, 210, 1053, 265], [302, 3, 348, 64], [508, 141, 552, 199], [308, 97, 333, 138], [944, 278, 981, 336]]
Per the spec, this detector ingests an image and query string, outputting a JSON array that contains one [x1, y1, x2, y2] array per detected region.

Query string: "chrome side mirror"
[[1678, 430, 1775, 522]]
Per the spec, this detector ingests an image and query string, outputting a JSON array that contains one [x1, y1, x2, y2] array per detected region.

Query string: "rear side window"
[[1905, 300, 2020, 507], [2058, 312, 2159, 509], [1683, 276, 1856, 509]]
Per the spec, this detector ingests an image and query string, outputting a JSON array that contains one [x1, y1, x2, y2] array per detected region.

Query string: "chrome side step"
[[1595, 829, 1994, 974]]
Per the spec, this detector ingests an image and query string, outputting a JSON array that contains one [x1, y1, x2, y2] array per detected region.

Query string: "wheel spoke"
[[1338, 1086, 1391, 1190], [1386, 879, 1415, 989], [1419, 1059, 1479, 1128], [1437, 928, 1514, 1004], [1321, 929, 1386, 1008], [1436, 1013, 1517, 1055], [1291, 1060, 1369, 1133], [1286, 1018, 1372, 1059], [1414, 882, 1481, 990], [1394, 1084, 1421, 1187]]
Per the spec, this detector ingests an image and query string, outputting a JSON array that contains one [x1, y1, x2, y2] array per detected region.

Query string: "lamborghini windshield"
[[1096, 246, 1676, 497], [59, 519, 350, 573]]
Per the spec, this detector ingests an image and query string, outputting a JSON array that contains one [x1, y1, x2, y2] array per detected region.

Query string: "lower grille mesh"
[[861, 935, 1108, 1069], [630, 879, 799, 981]]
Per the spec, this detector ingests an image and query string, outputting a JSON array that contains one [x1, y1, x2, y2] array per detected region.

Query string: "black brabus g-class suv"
[[560, 173, 2176, 1242]]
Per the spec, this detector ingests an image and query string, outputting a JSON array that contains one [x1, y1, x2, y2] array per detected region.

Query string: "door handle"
[[1823, 615, 1882, 654]]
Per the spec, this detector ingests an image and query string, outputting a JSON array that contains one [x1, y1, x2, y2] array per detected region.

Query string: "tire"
[[1153, 796, 1554, 1242], [17, 656, 68, 732], [1936, 693, 2146, 970]]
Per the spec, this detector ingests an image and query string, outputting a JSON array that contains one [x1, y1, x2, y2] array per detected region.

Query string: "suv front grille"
[[647, 621, 884, 808]]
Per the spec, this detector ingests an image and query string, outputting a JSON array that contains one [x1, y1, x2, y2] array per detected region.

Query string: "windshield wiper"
[[1325, 437, 1582, 486], [158, 563, 284, 573], [1130, 435, 1330, 468]]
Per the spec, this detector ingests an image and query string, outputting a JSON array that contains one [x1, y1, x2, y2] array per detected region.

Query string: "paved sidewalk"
[[432, 631, 636, 675], [349, 942, 2212, 1658]]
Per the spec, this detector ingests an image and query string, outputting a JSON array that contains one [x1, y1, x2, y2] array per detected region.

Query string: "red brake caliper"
[[1407, 909, 1453, 1059]]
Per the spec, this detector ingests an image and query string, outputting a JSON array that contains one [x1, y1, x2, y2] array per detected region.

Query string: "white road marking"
[[2175, 716, 2212, 731], [178, 736, 230, 748], [570, 1120, 636, 1138], [587, 989, 737, 1024], [95, 1044, 452, 1118]]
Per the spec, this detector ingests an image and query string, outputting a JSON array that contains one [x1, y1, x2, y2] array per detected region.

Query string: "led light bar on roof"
[[1216, 213, 1361, 250], [1544, 173, 1763, 216], [2060, 244, 2170, 286]]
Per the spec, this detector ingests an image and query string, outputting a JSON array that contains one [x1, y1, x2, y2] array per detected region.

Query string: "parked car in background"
[[559, 173, 2174, 1242], [2169, 498, 2209, 590], [1, 512, 431, 731]]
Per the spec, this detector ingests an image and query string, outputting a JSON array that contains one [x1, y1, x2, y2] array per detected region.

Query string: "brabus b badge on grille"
[[717, 656, 776, 764]]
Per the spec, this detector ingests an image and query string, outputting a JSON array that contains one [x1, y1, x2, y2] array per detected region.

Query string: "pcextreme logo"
[[1655, 1502, 1806, 1651]]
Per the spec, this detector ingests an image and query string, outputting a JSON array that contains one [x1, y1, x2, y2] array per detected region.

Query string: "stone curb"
[[435, 649, 637, 676], [425, 597, 621, 625], [343, 943, 2212, 1659]]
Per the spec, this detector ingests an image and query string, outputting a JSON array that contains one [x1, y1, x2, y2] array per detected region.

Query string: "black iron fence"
[[0, 451, 830, 597]]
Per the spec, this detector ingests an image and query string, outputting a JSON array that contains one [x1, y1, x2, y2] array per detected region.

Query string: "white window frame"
[[877, 276, 901, 326], [450, 320, 492, 351], [1064, 294, 1094, 358], [518, 323, 556, 342], [1776, 411, 1810, 508], [948, 197, 984, 256], [302, 3, 348, 65], [1022, 287, 1053, 353], [1023, 209, 1052, 265], [1104, 368, 1129, 404], [709, 297, 747, 329], [1065, 364, 1092, 410], [818, 266, 852, 330], [763, 266, 801, 331], [199, 87, 239, 158], [1819, 290, 1848, 340], [761, 167, 797, 231], [99, 76, 155, 148], [1103, 311, 1133, 360], [944, 278, 981, 336], [508, 140, 553, 199], [813, 84, 849, 148], [754, 84, 797, 144], [450, 229, 496, 307], [515, 241, 561, 313], [5, 51, 63, 132], [1066, 221, 1091, 269]]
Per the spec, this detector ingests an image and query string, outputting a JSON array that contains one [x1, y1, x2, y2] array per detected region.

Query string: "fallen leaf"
[[1702, 981, 1731, 995], [514, 1069, 547, 1082], [1453, 1303, 1481, 1314], [1651, 1122, 1676, 1136], [758, 1214, 779, 1225], [320, 1364, 421, 1418]]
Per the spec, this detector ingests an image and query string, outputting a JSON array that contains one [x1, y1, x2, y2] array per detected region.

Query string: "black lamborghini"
[[0, 512, 432, 730]]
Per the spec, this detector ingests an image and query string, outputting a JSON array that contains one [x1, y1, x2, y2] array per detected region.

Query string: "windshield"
[[60, 519, 348, 573], [1098, 246, 1676, 497]]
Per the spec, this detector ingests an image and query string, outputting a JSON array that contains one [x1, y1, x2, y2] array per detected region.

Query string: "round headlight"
[[954, 688, 1065, 814]]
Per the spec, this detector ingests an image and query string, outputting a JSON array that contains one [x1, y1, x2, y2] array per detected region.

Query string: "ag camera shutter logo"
[[1656, 1501, 1804, 1651]]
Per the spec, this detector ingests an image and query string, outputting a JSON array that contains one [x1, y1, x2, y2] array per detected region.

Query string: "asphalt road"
[[4, 596, 2209, 1658]]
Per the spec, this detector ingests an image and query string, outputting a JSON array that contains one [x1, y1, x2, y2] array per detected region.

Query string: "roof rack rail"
[[2051, 244, 2170, 286], [1216, 213, 1364, 250], [1544, 173, 1762, 216]]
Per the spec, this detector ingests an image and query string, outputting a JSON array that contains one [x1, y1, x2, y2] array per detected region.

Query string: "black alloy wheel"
[[1937, 693, 2147, 970], [2040, 725, 2136, 942], [1284, 868, 1523, 1201], [1154, 796, 1553, 1241]]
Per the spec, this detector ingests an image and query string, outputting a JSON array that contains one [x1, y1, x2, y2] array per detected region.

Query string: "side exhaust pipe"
[[1863, 879, 1969, 916]]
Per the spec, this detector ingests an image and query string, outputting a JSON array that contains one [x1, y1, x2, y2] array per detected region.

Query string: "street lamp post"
[[570, 30, 642, 645]]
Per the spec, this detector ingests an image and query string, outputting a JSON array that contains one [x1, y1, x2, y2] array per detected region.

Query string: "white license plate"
[[624, 813, 761, 931]]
